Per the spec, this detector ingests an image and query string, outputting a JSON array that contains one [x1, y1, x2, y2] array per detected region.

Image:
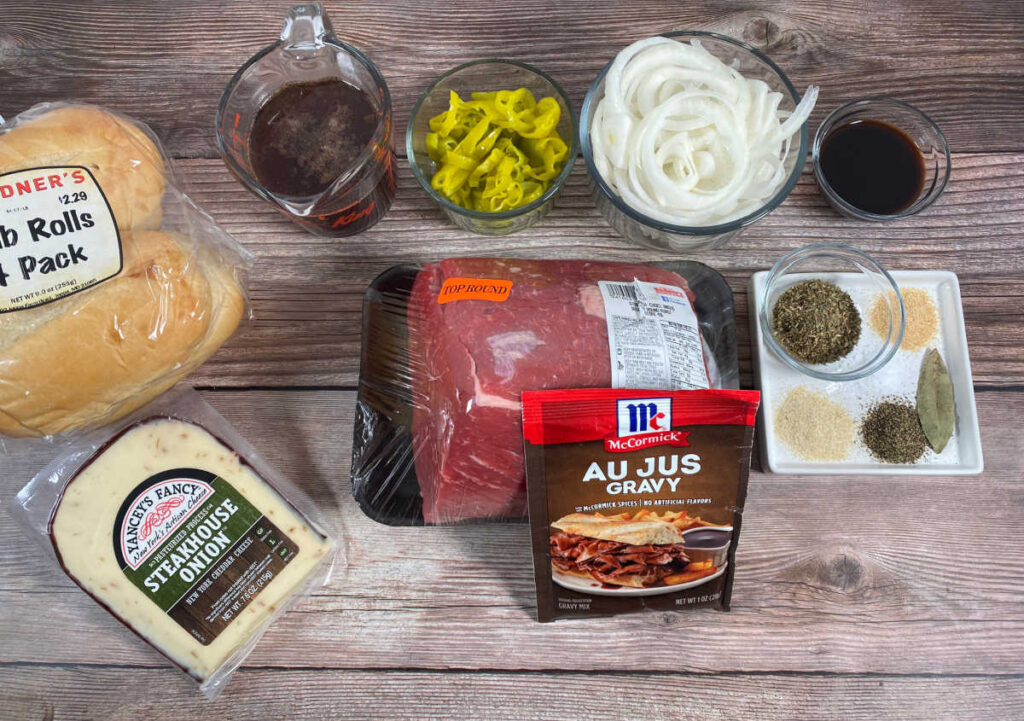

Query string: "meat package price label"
[[437, 276, 514, 304], [0, 165, 122, 313], [598, 279, 709, 390]]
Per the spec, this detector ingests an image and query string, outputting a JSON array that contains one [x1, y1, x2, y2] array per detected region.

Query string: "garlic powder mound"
[[871, 288, 938, 352], [775, 386, 856, 461]]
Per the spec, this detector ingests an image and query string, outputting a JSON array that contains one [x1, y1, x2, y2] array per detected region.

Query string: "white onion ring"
[[591, 36, 818, 227]]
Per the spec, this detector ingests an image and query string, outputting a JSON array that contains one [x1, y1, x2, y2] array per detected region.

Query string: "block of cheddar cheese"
[[48, 417, 335, 684]]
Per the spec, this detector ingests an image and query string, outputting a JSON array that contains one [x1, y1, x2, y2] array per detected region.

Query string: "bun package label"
[[0, 165, 121, 312], [522, 388, 759, 622]]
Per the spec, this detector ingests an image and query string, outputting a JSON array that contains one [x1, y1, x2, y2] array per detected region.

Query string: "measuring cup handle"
[[280, 3, 335, 47]]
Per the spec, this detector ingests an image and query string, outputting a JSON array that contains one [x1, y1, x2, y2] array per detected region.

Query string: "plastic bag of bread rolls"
[[0, 103, 250, 440]]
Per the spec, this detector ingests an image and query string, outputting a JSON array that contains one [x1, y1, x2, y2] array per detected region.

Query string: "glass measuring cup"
[[216, 3, 395, 236]]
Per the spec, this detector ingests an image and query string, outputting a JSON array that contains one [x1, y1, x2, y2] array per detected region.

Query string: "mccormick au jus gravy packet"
[[522, 388, 760, 622]]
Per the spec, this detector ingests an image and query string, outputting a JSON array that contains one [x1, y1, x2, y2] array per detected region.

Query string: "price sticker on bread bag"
[[0, 166, 122, 313]]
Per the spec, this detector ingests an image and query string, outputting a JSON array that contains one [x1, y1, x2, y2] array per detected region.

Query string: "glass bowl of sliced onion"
[[581, 32, 818, 252]]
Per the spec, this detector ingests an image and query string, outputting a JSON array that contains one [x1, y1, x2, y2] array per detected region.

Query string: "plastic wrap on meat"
[[408, 258, 716, 524]]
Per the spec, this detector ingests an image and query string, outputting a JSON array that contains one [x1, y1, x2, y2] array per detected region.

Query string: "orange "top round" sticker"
[[437, 277, 514, 304]]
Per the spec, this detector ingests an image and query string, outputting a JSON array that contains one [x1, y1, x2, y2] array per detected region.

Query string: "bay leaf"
[[916, 348, 955, 453]]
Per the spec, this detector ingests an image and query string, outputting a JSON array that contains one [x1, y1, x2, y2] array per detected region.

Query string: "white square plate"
[[749, 270, 983, 474]]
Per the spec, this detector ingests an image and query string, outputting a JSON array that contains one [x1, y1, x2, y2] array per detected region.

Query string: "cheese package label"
[[49, 417, 334, 681], [0, 165, 122, 313], [114, 467, 300, 645]]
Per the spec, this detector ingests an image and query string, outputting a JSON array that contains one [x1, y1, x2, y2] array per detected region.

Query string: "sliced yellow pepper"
[[425, 88, 569, 213]]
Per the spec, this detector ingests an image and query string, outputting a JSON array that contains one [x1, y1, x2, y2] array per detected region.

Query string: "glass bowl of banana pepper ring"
[[406, 59, 579, 235]]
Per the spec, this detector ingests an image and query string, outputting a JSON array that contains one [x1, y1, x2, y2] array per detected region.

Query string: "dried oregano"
[[772, 280, 861, 364]]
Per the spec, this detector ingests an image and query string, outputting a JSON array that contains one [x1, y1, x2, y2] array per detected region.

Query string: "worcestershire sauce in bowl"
[[250, 78, 379, 197], [819, 120, 925, 216]]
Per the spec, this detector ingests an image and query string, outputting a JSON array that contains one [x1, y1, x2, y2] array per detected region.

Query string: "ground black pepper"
[[861, 400, 928, 463], [771, 280, 861, 364]]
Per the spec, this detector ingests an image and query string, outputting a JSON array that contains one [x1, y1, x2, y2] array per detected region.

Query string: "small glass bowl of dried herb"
[[760, 243, 905, 381]]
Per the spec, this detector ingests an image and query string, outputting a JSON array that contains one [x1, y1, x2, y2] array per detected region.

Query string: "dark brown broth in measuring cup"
[[250, 79, 378, 198], [216, 4, 396, 237]]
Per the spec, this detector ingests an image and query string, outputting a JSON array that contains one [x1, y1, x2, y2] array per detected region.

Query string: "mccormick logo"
[[119, 479, 213, 570], [607, 397, 690, 452], [617, 398, 672, 436]]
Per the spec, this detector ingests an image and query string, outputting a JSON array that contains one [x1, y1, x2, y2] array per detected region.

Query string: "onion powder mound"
[[775, 386, 856, 461]]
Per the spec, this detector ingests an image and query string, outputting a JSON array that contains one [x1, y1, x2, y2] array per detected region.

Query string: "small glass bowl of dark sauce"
[[682, 526, 733, 566], [813, 98, 950, 221]]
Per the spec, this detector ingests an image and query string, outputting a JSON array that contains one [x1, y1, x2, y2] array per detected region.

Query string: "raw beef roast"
[[409, 258, 712, 523]]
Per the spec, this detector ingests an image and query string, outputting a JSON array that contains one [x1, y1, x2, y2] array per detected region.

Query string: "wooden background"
[[2, 1, 1023, 718]]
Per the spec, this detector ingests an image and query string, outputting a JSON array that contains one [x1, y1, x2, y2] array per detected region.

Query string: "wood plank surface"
[[1, 390, 1021, 677], [178, 154, 1024, 388], [1, 0, 1022, 718], [6, 667, 1024, 721], [1, 1, 1022, 155]]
